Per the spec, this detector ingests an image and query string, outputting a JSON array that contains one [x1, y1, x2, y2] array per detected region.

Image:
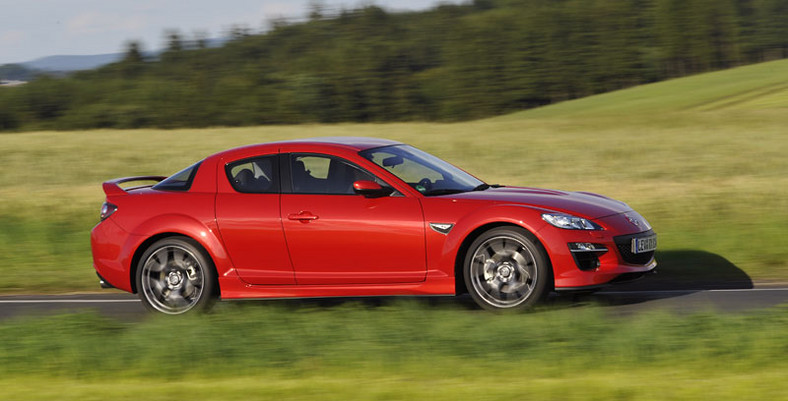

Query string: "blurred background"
[[1, 0, 785, 290], [0, 1, 786, 399], [1, 0, 787, 129]]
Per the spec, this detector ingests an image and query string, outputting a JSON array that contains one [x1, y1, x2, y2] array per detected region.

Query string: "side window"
[[290, 154, 384, 195], [153, 161, 202, 191], [226, 156, 278, 193]]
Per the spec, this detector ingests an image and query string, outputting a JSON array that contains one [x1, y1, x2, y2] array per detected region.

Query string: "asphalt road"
[[0, 287, 785, 321]]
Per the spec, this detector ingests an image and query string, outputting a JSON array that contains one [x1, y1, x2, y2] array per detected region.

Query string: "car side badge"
[[429, 223, 454, 235]]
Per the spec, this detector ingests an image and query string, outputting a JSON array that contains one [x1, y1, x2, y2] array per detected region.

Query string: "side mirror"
[[353, 180, 393, 198]]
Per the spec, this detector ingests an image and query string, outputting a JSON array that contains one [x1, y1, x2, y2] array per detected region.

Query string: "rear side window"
[[226, 156, 279, 193], [153, 162, 202, 191]]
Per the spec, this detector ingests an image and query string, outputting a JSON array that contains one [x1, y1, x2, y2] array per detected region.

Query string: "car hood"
[[445, 186, 632, 219]]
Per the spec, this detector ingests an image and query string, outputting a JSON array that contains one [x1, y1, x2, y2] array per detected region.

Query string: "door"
[[281, 153, 426, 285], [215, 154, 295, 285]]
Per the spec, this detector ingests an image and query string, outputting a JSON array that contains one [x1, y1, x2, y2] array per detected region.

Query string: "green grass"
[[1, 60, 787, 293], [501, 58, 788, 117], [1, 302, 786, 399]]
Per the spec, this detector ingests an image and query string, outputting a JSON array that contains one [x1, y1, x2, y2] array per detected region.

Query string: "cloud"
[[66, 11, 146, 36], [260, 2, 304, 18], [0, 30, 26, 46]]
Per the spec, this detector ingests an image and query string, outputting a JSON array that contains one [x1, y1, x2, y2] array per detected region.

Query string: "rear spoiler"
[[102, 176, 167, 197]]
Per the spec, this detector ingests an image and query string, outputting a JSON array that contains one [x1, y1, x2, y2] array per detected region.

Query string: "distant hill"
[[13, 38, 228, 73], [0, 64, 37, 81], [504, 58, 788, 119], [21, 53, 124, 72]]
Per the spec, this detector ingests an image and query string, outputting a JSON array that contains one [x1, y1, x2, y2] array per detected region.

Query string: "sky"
[[0, 0, 462, 65]]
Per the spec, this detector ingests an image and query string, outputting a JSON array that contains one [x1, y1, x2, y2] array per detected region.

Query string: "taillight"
[[100, 202, 117, 221]]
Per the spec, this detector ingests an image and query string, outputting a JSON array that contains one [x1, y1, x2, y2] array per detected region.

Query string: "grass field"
[[1, 59, 787, 293], [1, 302, 786, 400], [1, 60, 787, 401]]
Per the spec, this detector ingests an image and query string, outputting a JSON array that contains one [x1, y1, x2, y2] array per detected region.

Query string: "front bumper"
[[538, 216, 657, 290]]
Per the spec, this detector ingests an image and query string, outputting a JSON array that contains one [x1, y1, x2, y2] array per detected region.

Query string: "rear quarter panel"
[[99, 156, 237, 290]]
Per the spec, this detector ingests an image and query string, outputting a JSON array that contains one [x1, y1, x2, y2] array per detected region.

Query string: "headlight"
[[542, 213, 602, 230]]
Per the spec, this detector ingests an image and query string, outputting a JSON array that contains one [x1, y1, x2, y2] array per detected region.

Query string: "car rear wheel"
[[136, 237, 216, 314], [463, 227, 551, 311]]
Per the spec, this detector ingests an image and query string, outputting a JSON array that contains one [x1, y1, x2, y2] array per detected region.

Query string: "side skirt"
[[217, 276, 455, 300]]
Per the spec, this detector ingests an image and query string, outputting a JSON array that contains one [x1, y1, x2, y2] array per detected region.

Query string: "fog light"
[[569, 242, 605, 252], [568, 243, 608, 271]]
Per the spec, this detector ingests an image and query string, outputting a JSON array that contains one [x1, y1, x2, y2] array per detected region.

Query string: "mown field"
[[1, 59, 787, 293], [1, 302, 787, 400]]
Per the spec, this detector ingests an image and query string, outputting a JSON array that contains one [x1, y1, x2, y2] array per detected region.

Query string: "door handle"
[[287, 211, 319, 222]]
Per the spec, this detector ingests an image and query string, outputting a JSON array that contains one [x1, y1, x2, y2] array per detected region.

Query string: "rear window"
[[153, 162, 202, 191]]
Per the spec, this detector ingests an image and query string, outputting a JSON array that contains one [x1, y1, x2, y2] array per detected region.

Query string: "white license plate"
[[631, 235, 657, 254]]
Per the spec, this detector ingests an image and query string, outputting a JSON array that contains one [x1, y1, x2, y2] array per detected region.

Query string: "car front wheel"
[[136, 237, 217, 314], [463, 227, 551, 311]]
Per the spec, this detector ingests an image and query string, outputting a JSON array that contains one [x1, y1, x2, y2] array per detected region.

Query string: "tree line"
[[1, 0, 786, 131]]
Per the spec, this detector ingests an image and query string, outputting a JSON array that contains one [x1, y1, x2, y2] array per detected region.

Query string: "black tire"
[[135, 236, 217, 314], [463, 227, 551, 312]]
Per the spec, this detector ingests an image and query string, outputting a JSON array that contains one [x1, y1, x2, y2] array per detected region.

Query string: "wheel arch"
[[129, 233, 220, 296], [453, 222, 554, 295]]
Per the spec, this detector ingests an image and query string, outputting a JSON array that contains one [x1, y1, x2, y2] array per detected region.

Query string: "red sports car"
[[91, 137, 656, 314]]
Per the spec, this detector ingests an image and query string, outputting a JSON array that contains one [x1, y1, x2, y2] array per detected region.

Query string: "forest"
[[0, 0, 786, 131]]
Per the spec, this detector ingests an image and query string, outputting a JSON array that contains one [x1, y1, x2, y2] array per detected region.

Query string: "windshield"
[[359, 145, 484, 196]]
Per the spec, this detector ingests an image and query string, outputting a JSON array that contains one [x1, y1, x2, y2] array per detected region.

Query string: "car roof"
[[277, 137, 402, 150], [211, 137, 403, 160]]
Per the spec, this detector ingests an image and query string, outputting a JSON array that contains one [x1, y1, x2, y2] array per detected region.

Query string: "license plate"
[[631, 235, 657, 254]]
